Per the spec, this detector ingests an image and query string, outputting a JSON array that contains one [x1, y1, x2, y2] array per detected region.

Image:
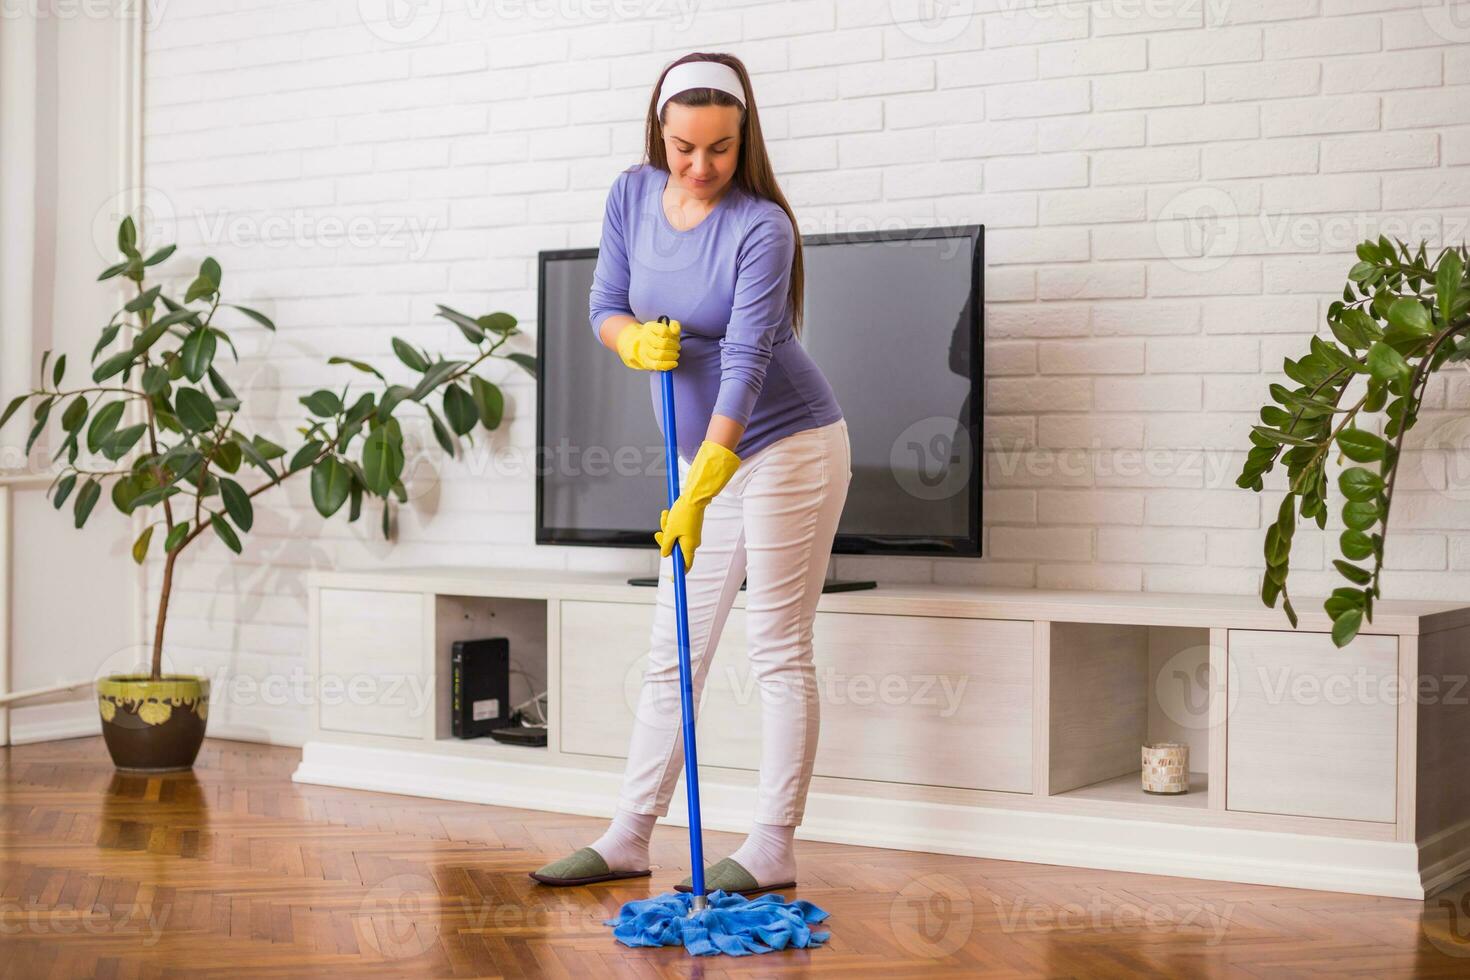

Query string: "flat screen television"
[[535, 224, 983, 577]]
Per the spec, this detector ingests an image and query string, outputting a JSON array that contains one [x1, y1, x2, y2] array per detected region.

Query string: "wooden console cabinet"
[[294, 566, 1470, 899]]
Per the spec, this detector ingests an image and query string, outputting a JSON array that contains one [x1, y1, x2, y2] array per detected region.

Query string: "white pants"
[[616, 418, 852, 827]]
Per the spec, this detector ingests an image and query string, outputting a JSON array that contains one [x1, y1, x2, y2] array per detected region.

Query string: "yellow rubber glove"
[[654, 439, 741, 573], [615, 318, 681, 372]]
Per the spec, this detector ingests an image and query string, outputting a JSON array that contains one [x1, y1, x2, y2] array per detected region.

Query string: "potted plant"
[[0, 216, 534, 770], [1237, 238, 1469, 647]]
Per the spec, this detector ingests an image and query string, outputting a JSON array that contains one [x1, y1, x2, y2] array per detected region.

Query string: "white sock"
[[587, 808, 656, 872], [728, 822, 797, 885]]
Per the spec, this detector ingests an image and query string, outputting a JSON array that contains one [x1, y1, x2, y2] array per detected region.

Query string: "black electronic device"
[[489, 725, 548, 747], [451, 637, 511, 738]]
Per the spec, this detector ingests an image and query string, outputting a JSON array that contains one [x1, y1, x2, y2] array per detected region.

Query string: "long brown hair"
[[643, 52, 805, 336]]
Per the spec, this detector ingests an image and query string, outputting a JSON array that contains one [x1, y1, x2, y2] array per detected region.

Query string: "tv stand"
[[625, 574, 877, 593], [294, 565, 1470, 900]]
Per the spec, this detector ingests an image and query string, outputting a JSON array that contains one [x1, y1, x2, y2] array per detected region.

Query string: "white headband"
[[656, 60, 746, 116]]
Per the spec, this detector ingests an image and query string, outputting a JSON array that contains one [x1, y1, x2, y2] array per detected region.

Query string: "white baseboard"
[[7, 700, 100, 745], [292, 739, 1428, 900]]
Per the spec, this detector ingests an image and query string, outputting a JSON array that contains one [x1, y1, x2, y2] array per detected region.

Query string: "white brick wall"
[[138, 0, 1470, 738]]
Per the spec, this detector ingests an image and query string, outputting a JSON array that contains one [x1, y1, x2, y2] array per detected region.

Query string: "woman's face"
[[661, 102, 742, 200]]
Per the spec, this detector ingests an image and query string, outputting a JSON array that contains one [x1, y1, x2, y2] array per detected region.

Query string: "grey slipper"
[[673, 856, 796, 895], [528, 846, 651, 886]]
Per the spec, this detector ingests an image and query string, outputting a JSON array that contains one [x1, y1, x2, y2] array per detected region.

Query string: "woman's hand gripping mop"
[[604, 318, 831, 957]]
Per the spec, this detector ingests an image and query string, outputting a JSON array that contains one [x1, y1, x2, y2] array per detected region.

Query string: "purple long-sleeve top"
[[589, 163, 843, 463]]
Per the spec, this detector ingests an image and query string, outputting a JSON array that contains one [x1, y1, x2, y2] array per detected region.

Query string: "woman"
[[529, 53, 850, 896]]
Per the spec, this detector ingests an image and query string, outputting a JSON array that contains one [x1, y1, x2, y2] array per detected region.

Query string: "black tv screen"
[[535, 225, 983, 557]]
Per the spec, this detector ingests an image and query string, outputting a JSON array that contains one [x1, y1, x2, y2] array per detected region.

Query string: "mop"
[[604, 355, 831, 957]]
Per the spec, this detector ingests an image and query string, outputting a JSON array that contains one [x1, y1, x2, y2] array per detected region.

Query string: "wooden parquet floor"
[[1, 736, 1466, 978]]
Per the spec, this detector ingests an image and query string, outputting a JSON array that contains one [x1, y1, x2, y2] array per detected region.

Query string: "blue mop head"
[[606, 889, 830, 956]]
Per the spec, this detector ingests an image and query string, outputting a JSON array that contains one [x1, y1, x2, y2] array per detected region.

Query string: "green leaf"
[[506, 352, 537, 379], [1265, 524, 1288, 565], [219, 477, 254, 531], [410, 360, 464, 401], [52, 473, 78, 509], [442, 383, 478, 436], [1387, 297, 1433, 337], [1437, 250, 1463, 326], [1282, 594, 1299, 629], [328, 355, 385, 381], [60, 396, 89, 433], [1366, 341, 1409, 384], [378, 385, 414, 418], [426, 406, 456, 456], [180, 327, 217, 382], [478, 312, 517, 335], [0, 394, 28, 430], [1339, 467, 1384, 502], [1336, 427, 1386, 463], [92, 348, 136, 383], [208, 366, 237, 401], [141, 364, 171, 396], [132, 526, 154, 564], [104, 423, 147, 460], [435, 305, 486, 344], [184, 273, 217, 304], [360, 423, 405, 497], [86, 401, 126, 453], [1344, 308, 1382, 344], [164, 522, 190, 553], [110, 475, 140, 513], [1334, 559, 1373, 585], [211, 513, 243, 554], [1342, 499, 1380, 530], [310, 456, 353, 518], [301, 389, 343, 417], [1252, 425, 1316, 447], [231, 435, 279, 481], [1260, 406, 1292, 427], [73, 478, 101, 529], [117, 216, 137, 256], [1340, 529, 1374, 561], [1331, 608, 1363, 648], [124, 285, 162, 313], [174, 387, 218, 431], [226, 304, 275, 331], [392, 337, 429, 373], [142, 243, 176, 267], [470, 376, 504, 430], [289, 440, 324, 473], [252, 434, 287, 460]]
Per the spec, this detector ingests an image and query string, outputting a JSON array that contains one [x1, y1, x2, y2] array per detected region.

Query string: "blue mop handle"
[[657, 335, 707, 905]]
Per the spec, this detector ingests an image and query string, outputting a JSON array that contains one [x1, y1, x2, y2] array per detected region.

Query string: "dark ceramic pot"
[[97, 675, 209, 772]]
